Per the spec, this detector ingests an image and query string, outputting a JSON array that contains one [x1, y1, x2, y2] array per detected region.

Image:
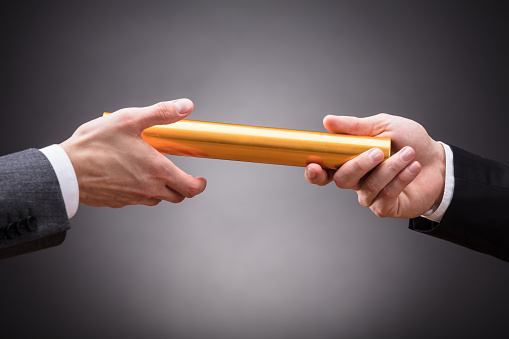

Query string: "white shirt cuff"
[[421, 142, 454, 222], [40, 144, 79, 219]]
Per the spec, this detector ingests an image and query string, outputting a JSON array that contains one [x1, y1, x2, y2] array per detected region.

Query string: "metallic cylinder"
[[103, 114, 391, 170]]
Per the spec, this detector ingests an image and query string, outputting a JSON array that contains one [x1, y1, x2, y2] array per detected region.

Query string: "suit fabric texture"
[[0, 149, 70, 260], [410, 145, 509, 262]]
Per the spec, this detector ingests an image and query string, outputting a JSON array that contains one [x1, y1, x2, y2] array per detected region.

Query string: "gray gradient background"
[[1, 1, 508, 338]]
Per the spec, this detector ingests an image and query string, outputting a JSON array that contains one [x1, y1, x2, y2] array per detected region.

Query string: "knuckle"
[[354, 158, 370, 173], [333, 176, 343, 188], [352, 119, 362, 135], [363, 178, 380, 195], [142, 199, 159, 207], [172, 195, 186, 204], [370, 200, 391, 218], [130, 198, 145, 206], [154, 102, 177, 121], [147, 163, 164, 179], [395, 173, 409, 186], [379, 186, 392, 198], [134, 187, 159, 204], [371, 206, 386, 218], [388, 153, 408, 173], [372, 113, 392, 133], [150, 199, 162, 206], [138, 187, 155, 200], [386, 160, 399, 173], [72, 122, 92, 137], [357, 193, 370, 208], [114, 110, 139, 130], [333, 174, 349, 189], [184, 182, 201, 198], [378, 187, 396, 201]]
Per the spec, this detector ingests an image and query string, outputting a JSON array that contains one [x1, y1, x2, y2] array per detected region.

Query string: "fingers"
[[155, 186, 186, 204], [333, 148, 385, 190], [141, 198, 163, 207], [162, 161, 207, 199], [368, 161, 421, 217], [122, 98, 195, 131], [152, 170, 206, 204], [357, 146, 417, 208], [323, 113, 390, 136], [305, 163, 334, 186]]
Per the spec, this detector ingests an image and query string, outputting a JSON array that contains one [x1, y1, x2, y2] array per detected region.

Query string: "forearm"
[[0, 149, 70, 259], [410, 146, 509, 261]]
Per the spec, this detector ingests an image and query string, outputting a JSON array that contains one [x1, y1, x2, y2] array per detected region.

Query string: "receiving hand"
[[60, 99, 207, 208], [305, 113, 445, 219]]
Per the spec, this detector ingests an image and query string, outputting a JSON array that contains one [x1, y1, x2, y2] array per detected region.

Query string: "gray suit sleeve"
[[0, 149, 71, 259]]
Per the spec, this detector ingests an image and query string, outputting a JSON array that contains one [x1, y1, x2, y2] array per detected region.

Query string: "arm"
[[305, 113, 446, 219], [410, 146, 509, 261], [305, 113, 509, 261], [0, 149, 70, 259], [1, 98, 207, 259], [60, 98, 207, 208]]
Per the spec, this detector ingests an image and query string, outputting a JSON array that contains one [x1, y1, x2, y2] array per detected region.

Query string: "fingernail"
[[307, 167, 316, 179], [407, 161, 420, 174], [401, 147, 415, 162], [174, 98, 193, 115], [369, 148, 384, 163]]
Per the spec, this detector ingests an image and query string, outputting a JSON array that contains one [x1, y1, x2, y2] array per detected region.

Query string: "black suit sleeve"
[[409, 145, 509, 261], [0, 149, 71, 259]]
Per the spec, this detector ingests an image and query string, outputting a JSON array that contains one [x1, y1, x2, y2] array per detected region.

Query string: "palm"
[[307, 114, 446, 219], [369, 116, 444, 218]]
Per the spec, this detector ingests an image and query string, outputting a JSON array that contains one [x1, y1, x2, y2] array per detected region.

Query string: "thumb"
[[323, 113, 389, 137], [135, 98, 194, 130]]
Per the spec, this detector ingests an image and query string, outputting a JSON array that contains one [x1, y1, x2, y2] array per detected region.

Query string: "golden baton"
[[103, 113, 390, 170]]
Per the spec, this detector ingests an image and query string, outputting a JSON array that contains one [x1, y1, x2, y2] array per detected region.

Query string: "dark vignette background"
[[1, 1, 508, 338]]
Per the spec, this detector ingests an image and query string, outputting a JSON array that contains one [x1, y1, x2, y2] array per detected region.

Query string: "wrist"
[[59, 139, 86, 197], [422, 142, 454, 222], [40, 144, 80, 218]]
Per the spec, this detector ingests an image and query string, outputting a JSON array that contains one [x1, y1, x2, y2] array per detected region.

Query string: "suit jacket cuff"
[[1, 149, 71, 259], [421, 142, 454, 222], [409, 145, 509, 261]]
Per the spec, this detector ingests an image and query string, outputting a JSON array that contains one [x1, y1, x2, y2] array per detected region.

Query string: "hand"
[[305, 113, 446, 219], [60, 99, 207, 208]]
